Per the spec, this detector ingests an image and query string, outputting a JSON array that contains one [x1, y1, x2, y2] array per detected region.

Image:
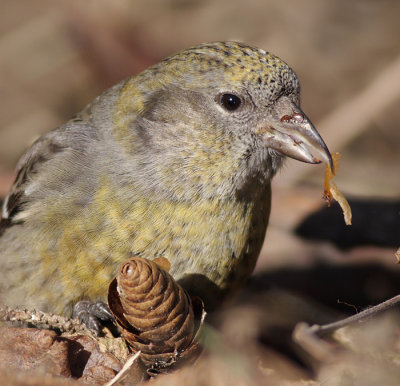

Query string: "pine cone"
[[108, 257, 204, 373]]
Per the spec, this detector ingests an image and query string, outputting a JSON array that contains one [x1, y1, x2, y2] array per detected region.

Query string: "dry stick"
[[307, 294, 400, 337], [275, 53, 400, 187], [293, 294, 400, 361], [293, 322, 336, 362], [0, 306, 91, 335]]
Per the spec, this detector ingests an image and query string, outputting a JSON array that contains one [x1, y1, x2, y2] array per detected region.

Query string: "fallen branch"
[[293, 294, 400, 361], [0, 306, 91, 335]]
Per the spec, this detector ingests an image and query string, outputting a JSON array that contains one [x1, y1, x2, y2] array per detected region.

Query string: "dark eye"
[[220, 93, 242, 111]]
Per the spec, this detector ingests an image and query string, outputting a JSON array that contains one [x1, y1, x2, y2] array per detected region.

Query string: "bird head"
[[112, 42, 332, 198]]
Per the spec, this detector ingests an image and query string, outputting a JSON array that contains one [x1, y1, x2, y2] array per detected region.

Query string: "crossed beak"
[[257, 96, 333, 172]]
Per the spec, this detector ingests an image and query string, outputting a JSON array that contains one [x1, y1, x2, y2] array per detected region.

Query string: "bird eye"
[[220, 93, 242, 111]]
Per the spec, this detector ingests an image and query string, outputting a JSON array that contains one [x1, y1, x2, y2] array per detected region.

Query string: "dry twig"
[[293, 294, 400, 361], [0, 306, 91, 335]]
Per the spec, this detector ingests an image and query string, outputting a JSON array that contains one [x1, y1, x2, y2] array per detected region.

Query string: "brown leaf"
[[0, 326, 124, 385], [0, 327, 71, 377], [68, 335, 122, 384]]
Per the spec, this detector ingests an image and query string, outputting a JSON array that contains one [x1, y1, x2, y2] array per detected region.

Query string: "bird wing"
[[0, 115, 93, 234], [1, 130, 67, 228]]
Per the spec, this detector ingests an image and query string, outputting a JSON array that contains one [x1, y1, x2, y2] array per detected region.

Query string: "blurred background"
[[1, 0, 399, 343]]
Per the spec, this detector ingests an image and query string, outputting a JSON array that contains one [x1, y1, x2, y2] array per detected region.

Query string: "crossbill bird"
[[0, 42, 332, 330]]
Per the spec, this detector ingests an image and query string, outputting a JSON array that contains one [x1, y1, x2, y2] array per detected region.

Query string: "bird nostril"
[[280, 111, 304, 124], [280, 114, 291, 123], [292, 111, 304, 122]]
